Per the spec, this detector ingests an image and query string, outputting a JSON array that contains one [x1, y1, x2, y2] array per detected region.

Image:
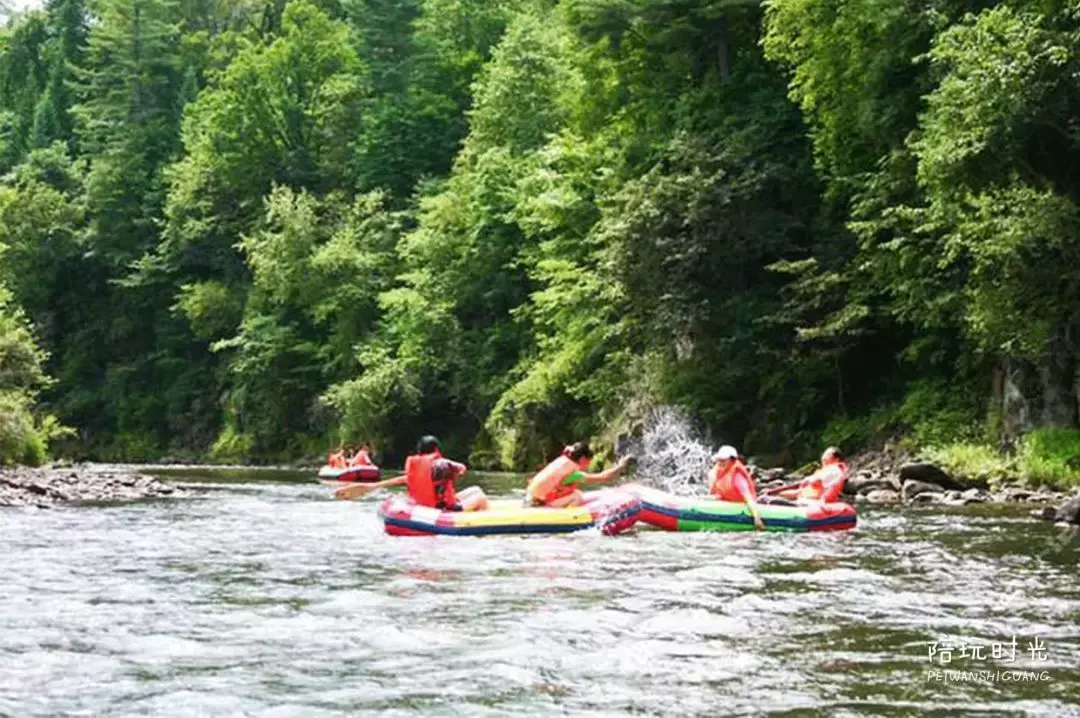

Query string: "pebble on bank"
[[0, 464, 177, 507]]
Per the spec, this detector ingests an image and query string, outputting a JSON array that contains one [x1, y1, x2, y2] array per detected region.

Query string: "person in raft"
[[525, 442, 633, 508], [327, 446, 348, 469], [709, 445, 766, 531], [337, 435, 488, 511], [771, 446, 849, 503], [348, 443, 376, 467]]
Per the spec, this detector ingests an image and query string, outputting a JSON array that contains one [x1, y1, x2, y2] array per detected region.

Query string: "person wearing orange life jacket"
[[354, 435, 489, 510], [773, 447, 849, 503], [709, 445, 766, 531], [525, 442, 633, 508], [348, 443, 375, 467], [327, 446, 347, 469]]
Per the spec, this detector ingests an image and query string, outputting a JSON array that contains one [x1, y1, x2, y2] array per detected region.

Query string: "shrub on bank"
[[923, 428, 1080, 489], [0, 285, 71, 466]]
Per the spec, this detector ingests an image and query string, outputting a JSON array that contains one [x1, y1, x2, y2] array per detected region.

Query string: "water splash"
[[621, 407, 715, 496]]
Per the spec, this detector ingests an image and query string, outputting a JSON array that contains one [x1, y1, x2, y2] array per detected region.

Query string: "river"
[[1, 468, 1078, 717]]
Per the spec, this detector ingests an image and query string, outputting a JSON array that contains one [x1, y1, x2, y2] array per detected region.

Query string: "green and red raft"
[[621, 483, 857, 532]]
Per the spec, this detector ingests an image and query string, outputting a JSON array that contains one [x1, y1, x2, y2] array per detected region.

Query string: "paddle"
[[333, 474, 405, 501], [761, 481, 801, 497]]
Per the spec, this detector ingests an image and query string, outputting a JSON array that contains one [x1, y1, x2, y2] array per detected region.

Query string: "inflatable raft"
[[378, 490, 641, 537], [317, 464, 381, 486], [622, 484, 856, 532]]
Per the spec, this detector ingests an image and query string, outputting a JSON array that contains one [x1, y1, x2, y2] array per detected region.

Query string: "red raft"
[[317, 464, 381, 485]]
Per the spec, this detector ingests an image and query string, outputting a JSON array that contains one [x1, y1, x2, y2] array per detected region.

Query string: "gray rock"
[[899, 462, 964, 491], [848, 473, 899, 495], [864, 489, 901, 505], [760, 468, 787, 483], [911, 491, 945, 505], [902, 479, 943, 502], [0, 465, 181, 507], [999, 487, 1034, 502], [961, 488, 987, 504], [1047, 493, 1080, 524]]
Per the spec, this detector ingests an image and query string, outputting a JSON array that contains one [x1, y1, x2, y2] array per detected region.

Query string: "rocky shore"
[[0, 464, 178, 507]]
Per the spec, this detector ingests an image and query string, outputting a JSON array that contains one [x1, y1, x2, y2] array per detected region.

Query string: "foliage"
[[925, 429, 1080, 488], [3, 0, 1080, 473], [0, 282, 70, 465], [1016, 428, 1080, 488], [921, 442, 1012, 485]]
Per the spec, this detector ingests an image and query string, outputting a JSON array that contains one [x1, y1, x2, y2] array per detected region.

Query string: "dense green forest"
[[2, 0, 1080, 476]]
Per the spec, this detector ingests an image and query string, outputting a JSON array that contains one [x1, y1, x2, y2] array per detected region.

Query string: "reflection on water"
[[0, 470, 1078, 717]]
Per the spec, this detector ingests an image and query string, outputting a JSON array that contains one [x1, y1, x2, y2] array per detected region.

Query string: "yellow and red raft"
[[377, 489, 641, 537]]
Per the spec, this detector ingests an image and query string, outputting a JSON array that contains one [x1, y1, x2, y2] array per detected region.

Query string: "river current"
[[1, 469, 1079, 717]]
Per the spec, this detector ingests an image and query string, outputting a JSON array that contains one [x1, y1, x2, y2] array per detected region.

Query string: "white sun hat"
[[712, 445, 738, 461]]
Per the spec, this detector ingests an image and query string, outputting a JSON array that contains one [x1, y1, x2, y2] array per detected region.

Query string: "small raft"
[[317, 464, 381, 486], [622, 484, 857, 533], [377, 490, 641, 537]]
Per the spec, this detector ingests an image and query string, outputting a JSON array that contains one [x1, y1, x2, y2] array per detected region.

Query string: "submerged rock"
[[0, 465, 179, 507]]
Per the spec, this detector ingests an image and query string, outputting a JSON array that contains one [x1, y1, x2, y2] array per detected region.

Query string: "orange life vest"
[[798, 462, 848, 502], [526, 456, 580, 504], [710, 459, 757, 503], [328, 451, 346, 469], [406, 452, 459, 509]]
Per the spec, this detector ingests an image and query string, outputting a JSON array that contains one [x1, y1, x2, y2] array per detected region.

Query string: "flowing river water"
[[2, 468, 1079, 717]]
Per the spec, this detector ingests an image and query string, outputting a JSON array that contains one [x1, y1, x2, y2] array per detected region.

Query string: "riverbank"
[[0, 464, 178, 507]]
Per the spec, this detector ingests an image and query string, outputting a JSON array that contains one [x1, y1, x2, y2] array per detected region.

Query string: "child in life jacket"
[[708, 445, 766, 531], [525, 442, 633, 507]]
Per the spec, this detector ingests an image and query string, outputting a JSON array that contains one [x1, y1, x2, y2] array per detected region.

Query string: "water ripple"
[[0, 477, 1078, 717]]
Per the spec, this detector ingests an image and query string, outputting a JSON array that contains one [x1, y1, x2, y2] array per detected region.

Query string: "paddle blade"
[[334, 483, 373, 500]]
